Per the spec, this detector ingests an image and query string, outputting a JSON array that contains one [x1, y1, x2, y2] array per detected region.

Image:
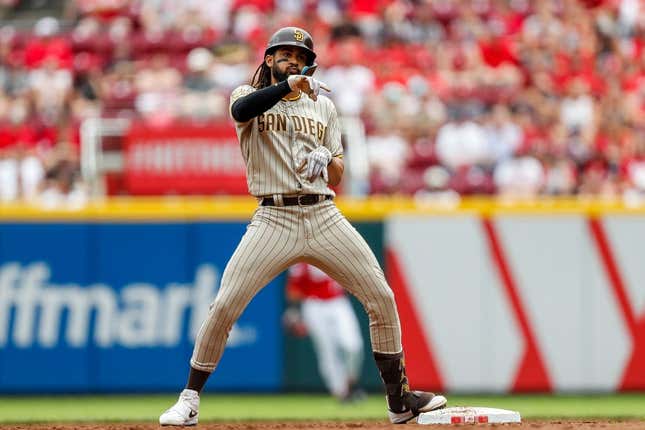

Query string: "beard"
[[271, 61, 299, 82]]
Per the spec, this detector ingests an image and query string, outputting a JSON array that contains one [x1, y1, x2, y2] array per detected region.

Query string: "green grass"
[[0, 394, 644, 423]]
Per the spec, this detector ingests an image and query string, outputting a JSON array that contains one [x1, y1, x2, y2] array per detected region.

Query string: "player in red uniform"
[[285, 263, 365, 402]]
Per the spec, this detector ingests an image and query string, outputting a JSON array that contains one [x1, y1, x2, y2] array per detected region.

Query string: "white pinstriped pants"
[[190, 200, 402, 372]]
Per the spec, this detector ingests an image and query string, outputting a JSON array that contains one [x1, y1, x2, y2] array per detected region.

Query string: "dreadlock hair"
[[251, 61, 272, 89]]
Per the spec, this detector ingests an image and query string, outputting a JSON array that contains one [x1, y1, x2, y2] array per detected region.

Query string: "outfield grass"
[[0, 394, 644, 423]]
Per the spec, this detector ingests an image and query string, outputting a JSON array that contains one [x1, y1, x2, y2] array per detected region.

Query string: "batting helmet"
[[264, 27, 316, 66]]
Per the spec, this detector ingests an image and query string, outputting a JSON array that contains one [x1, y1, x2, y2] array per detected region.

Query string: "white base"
[[418, 407, 521, 425]]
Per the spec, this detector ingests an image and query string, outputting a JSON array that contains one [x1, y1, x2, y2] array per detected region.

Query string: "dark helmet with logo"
[[264, 27, 316, 66]]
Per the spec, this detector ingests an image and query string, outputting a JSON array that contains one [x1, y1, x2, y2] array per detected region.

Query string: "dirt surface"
[[3, 421, 645, 430]]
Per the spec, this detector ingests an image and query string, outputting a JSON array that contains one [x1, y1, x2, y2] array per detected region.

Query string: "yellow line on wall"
[[1, 196, 645, 222]]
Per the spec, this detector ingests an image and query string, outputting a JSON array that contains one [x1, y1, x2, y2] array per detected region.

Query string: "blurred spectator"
[[29, 57, 73, 115], [435, 106, 489, 170], [284, 263, 365, 403], [209, 43, 253, 91], [0, 151, 18, 201], [559, 78, 596, 139], [494, 153, 545, 198], [624, 140, 645, 194], [483, 104, 523, 164], [38, 140, 86, 208], [24, 17, 73, 70], [100, 60, 136, 114], [366, 122, 409, 194], [542, 153, 577, 195], [22, 155, 46, 201], [183, 47, 215, 92], [320, 38, 374, 117], [413, 165, 461, 205], [179, 47, 227, 119], [134, 53, 181, 124]]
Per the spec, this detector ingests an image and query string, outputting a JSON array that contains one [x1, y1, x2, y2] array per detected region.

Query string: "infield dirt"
[[3, 421, 645, 429]]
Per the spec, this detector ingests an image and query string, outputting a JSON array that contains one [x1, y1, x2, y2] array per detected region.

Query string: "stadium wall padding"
[[0, 222, 284, 393], [1, 198, 645, 393], [386, 214, 645, 393], [0, 217, 384, 394]]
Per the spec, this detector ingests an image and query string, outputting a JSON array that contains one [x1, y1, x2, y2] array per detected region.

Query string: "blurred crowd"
[[0, 0, 643, 202]]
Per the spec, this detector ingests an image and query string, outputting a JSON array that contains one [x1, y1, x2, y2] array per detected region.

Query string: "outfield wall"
[[0, 197, 644, 393], [0, 221, 284, 393], [387, 213, 645, 393]]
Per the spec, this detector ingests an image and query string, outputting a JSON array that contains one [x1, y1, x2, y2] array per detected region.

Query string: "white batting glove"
[[287, 75, 330, 101], [298, 146, 332, 182]]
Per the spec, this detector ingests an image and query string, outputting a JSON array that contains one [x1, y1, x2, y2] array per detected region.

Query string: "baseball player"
[[284, 262, 365, 402], [160, 27, 447, 426]]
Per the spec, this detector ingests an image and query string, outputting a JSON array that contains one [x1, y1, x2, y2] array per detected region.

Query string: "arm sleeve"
[[230, 81, 292, 123]]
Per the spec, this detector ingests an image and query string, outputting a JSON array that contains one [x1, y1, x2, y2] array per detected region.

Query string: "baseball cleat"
[[159, 389, 200, 426], [387, 391, 447, 424]]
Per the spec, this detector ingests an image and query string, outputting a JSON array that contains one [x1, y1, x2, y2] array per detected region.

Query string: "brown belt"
[[260, 194, 332, 207]]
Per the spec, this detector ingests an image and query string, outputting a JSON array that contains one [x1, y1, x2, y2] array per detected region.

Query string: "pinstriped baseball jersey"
[[230, 85, 343, 197]]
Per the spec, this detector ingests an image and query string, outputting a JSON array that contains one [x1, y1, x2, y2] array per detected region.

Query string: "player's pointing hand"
[[288, 75, 330, 101]]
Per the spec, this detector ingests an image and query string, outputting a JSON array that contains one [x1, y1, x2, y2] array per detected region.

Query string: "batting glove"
[[298, 146, 332, 182], [287, 75, 330, 101]]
